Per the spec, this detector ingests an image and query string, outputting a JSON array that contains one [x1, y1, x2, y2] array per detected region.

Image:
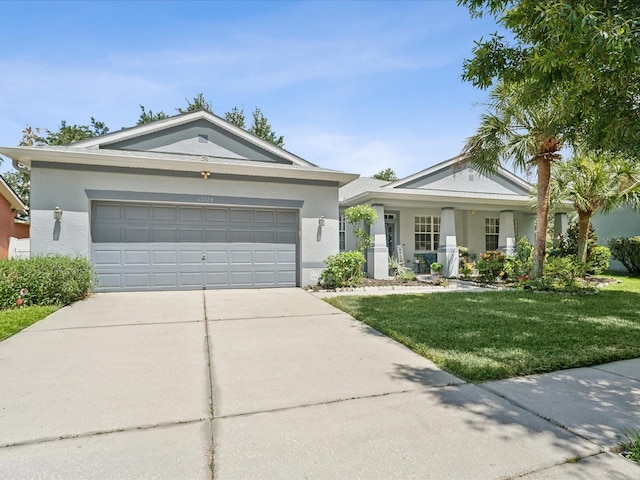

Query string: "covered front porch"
[[362, 203, 538, 279]]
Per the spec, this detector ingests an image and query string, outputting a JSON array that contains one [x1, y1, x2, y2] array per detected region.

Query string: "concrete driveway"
[[0, 288, 638, 479]]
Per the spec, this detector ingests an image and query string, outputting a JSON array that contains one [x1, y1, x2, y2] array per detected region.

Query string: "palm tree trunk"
[[533, 159, 552, 278], [577, 211, 591, 263]]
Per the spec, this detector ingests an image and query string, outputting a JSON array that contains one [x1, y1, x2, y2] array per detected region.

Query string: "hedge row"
[[0, 255, 94, 310]]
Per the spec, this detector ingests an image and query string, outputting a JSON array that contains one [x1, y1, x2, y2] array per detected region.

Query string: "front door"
[[384, 212, 398, 258]]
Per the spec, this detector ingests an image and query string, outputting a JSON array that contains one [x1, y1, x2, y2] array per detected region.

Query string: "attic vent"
[[468, 167, 475, 181], [198, 134, 208, 143]]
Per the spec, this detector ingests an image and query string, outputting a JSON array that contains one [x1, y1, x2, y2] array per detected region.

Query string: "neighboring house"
[[0, 110, 357, 291], [591, 208, 640, 272], [0, 175, 29, 258], [340, 156, 570, 278]]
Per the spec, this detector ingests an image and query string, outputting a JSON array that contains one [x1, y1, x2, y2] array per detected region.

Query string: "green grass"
[[0, 306, 59, 342], [325, 274, 640, 383]]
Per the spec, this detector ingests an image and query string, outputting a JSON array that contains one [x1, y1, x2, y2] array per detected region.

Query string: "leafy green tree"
[[2, 171, 30, 207], [248, 107, 284, 148], [224, 106, 246, 129], [136, 105, 169, 125], [551, 151, 640, 262], [462, 81, 563, 278], [176, 93, 213, 114], [372, 168, 399, 182], [458, 0, 640, 157], [20, 118, 108, 146]]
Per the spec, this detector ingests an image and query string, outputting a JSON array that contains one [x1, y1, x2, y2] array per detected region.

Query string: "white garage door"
[[91, 201, 298, 291]]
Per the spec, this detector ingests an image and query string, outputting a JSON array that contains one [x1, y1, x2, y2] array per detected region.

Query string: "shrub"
[[550, 221, 607, 274], [0, 255, 94, 309], [477, 251, 507, 281], [429, 262, 443, 274], [609, 236, 640, 274], [460, 262, 474, 280], [543, 256, 587, 288], [505, 237, 533, 278], [319, 251, 366, 288], [587, 245, 611, 274]]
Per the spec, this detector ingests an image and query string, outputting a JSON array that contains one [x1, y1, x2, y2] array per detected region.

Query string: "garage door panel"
[[179, 229, 203, 242], [124, 250, 150, 265], [93, 249, 121, 265], [230, 271, 253, 285], [254, 210, 275, 223], [152, 206, 178, 221], [153, 272, 179, 287], [204, 271, 229, 287], [92, 203, 299, 291], [179, 250, 205, 264], [205, 250, 229, 264], [255, 271, 276, 285], [152, 228, 178, 242], [230, 250, 252, 264], [205, 208, 228, 222], [124, 273, 151, 288], [179, 272, 205, 287], [205, 229, 228, 242], [254, 250, 276, 264], [123, 205, 150, 220], [229, 230, 252, 242], [179, 207, 203, 222], [123, 228, 150, 242], [152, 250, 178, 264], [229, 209, 252, 222], [254, 230, 276, 243]]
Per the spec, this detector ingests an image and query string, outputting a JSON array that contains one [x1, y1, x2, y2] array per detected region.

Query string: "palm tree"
[[551, 151, 640, 263], [462, 82, 563, 278]]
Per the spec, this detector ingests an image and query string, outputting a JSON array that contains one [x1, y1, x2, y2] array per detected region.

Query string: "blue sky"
[[0, 0, 503, 178]]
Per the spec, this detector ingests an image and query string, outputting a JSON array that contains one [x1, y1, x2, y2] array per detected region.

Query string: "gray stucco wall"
[[30, 166, 339, 286]]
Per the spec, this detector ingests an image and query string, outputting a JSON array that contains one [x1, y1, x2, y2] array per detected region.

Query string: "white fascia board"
[[388, 156, 465, 188], [0, 175, 27, 214], [0, 146, 359, 187], [71, 110, 314, 167]]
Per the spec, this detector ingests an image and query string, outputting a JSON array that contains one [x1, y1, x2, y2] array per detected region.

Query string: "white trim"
[[70, 110, 314, 167], [0, 146, 358, 187], [388, 155, 533, 192]]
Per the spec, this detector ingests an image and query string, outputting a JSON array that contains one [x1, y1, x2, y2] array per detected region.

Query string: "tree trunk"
[[577, 211, 591, 263], [532, 159, 552, 278]]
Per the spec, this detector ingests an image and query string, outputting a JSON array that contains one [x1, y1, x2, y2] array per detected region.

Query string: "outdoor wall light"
[[53, 206, 63, 221], [318, 216, 325, 227]]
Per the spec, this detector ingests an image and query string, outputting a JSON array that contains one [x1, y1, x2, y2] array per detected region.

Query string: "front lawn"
[[325, 275, 640, 382], [0, 306, 59, 342]]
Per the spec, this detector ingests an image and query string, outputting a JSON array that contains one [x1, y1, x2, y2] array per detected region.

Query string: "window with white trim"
[[414, 216, 440, 251], [485, 217, 499, 251], [339, 213, 346, 251]]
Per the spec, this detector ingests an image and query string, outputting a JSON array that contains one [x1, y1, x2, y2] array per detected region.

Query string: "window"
[[414, 216, 440, 251], [339, 213, 346, 251], [485, 217, 499, 251]]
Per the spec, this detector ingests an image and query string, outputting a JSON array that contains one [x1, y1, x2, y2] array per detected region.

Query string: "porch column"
[[367, 204, 389, 279], [554, 212, 569, 245], [437, 207, 458, 278], [499, 210, 516, 256]]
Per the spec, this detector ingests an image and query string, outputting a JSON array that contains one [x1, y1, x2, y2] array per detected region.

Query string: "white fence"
[[8, 237, 30, 259]]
